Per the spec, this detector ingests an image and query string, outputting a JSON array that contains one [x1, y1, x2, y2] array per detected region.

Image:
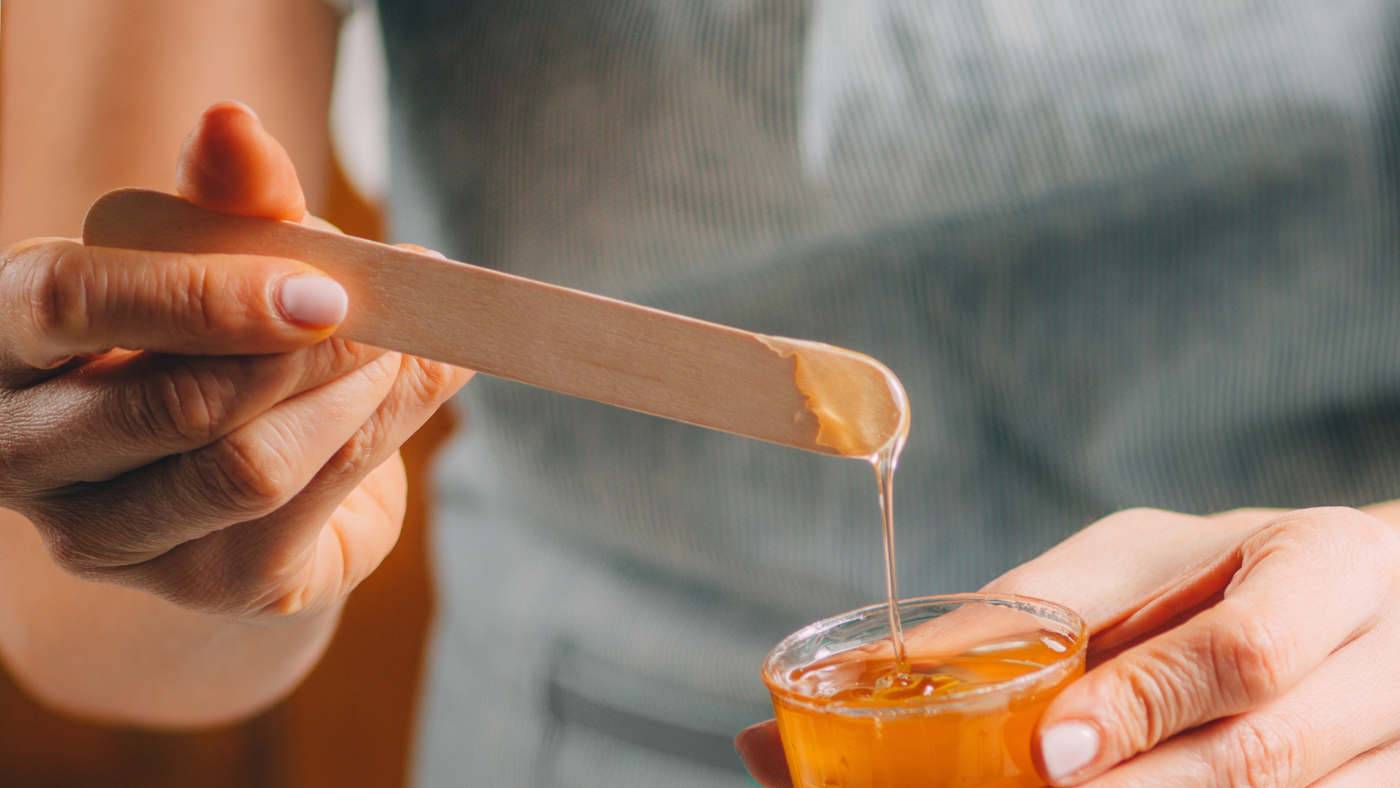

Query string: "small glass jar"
[[762, 594, 1088, 788]]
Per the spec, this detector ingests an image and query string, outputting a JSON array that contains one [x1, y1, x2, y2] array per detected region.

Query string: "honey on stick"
[[756, 336, 909, 459]]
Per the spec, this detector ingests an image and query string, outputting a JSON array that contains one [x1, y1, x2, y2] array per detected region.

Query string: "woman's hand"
[[738, 505, 1400, 787], [0, 102, 472, 622]]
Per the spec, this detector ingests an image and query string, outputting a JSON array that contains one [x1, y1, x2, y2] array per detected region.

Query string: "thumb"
[[175, 101, 307, 222], [735, 720, 794, 788]]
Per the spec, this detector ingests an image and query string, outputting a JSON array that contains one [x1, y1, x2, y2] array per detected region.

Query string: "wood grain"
[[81, 187, 903, 455]]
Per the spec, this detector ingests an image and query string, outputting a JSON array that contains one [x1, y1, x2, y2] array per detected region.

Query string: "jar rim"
[[761, 593, 1088, 717]]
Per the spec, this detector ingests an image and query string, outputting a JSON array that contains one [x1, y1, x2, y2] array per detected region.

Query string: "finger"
[[123, 355, 470, 617], [736, 720, 794, 788], [1309, 742, 1400, 787], [1037, 509, 1398, 785], [0, 239, 346, 371], [0, 339, 386, 491], [176, 101, 306, 221], [983, 508, 1273, 637], [1069, 612, 1400, 788], [27, 352, 404, 576]]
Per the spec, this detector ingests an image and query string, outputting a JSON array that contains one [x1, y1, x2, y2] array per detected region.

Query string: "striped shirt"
[[375, 1, 1400, 784]]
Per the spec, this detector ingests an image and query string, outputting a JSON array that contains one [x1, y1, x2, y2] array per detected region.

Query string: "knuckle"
[[1260, 506, 1386, 552], [326, 424, 378, 480], [321, 337, 364, 367], [26, 245, 98, 348], [40, 528, 96, 574], [1251, 506, 1400, 588], [1114, 657, 1192, 753], [172, 263, 243, 335], [30, 512, 119, 578], [132, 364, 234, 446], [403, 357, 464, 403], [1211, 612, 1293, 708], [1219, 716, 1305, 788], [315, 339, 383, 380], [196, 434, 294, 517], [46, 539, 113, 577], [170, 263, 212, 332], [1324, 507, 1400, 560]]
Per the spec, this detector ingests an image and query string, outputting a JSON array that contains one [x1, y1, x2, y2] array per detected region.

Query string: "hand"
[[738, 505, 1400, 787], [0, 102, 472, 622]]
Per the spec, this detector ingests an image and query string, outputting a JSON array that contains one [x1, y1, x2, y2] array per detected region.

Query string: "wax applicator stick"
[[83, 188, 907, 456]]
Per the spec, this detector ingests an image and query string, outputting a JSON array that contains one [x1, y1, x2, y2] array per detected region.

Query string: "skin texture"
[[0, 1, 471, 726]]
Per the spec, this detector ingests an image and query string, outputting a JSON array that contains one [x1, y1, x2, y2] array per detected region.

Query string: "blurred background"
[[0, 4, 449, 785]]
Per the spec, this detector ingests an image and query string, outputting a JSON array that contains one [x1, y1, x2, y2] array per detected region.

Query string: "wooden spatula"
[[83, 188, 908, 457]]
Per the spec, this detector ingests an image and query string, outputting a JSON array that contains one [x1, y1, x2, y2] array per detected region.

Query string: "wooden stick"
[[83, 188, 907, 456]]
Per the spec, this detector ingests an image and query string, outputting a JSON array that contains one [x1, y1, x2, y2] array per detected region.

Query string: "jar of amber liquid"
[[762, 594, 1087, 788]]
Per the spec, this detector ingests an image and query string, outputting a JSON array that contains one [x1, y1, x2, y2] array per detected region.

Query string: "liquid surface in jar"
[[779, 628, 1078, 706]]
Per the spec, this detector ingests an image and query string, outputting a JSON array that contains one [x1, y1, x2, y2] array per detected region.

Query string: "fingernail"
[[279, 275, 347, 327], [1041, 722, 1099, 782], [219, 99, 260, 122]]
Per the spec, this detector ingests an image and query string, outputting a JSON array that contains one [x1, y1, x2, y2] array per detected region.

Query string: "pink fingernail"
[[279, 275, 347, 327], [1041, 722, 1099, 782]]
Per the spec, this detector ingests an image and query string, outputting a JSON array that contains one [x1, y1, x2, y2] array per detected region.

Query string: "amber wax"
[[762, 595, 1086, 788]]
